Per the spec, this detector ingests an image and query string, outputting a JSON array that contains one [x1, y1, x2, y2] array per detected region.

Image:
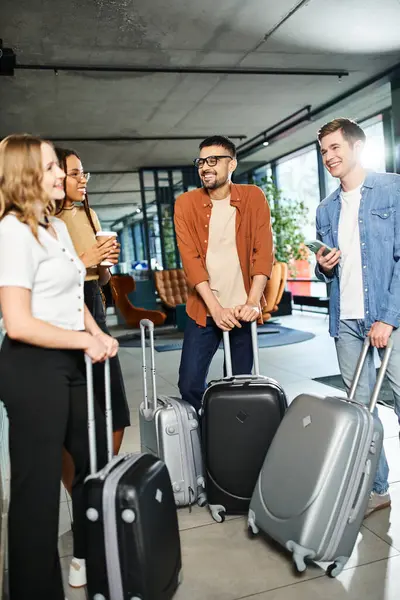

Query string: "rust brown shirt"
[[174, 183, 274, 326]]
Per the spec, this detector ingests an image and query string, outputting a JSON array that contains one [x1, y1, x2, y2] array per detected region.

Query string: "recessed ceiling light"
[[263, 141, 269, 147]]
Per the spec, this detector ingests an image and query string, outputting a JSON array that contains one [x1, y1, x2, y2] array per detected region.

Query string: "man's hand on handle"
[[233, 304, 260, 322], [368, 322, 393, 348], [210, 306, 241, 331]]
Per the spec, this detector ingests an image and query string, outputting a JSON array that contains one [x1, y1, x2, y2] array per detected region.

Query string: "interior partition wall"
[[115, 166, 200, 279]]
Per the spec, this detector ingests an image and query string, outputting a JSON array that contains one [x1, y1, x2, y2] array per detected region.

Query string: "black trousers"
[[84, 280, 130, 431], [0, 337, 107, 600]]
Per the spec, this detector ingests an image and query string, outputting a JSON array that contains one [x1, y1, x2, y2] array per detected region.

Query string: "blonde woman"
[[0, 134, 118, 600]]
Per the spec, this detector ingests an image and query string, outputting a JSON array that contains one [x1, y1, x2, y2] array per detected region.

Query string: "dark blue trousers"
[[178, 317, 253, 412]]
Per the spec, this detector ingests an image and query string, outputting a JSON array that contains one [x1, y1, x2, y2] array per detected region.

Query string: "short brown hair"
[[317, 118, 366, 145]]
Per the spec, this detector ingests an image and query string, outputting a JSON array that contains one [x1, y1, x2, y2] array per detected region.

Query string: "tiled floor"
[[58, 312, 400, 600]]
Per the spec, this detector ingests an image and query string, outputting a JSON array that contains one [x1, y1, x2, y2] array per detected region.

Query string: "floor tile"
[[59, 530, 74, 559], [364, 481, 400, 552], [281, 379, 347, 405], [119, 423, 140, 453], [378, 406, 399, 440], [243, 554, 400, 600], [59, 500, 72, 538], [385, 436, 400, 484], [318, 524, 398, 571], [177, 504, 241, 532], [174, 517, 322, 600]]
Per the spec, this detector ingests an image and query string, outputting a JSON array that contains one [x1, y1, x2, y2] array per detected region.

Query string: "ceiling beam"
[[237, 106, 311, 154], [48, 134, 247, 142], [237, 61, 400, 159], [15, 63, 349, 78], [91, 203, 139, 208], [89, 190, 141, 195]]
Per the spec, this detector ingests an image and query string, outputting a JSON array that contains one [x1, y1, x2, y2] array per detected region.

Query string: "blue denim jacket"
[[315, 171, 400, 337]]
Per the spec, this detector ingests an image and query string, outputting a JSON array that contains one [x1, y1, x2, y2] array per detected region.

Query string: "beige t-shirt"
[[206, 196, 247, 308], [58, 205, 101, 281]]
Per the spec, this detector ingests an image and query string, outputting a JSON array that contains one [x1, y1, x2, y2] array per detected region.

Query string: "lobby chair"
[[110, 275, 166, 328], [262, 262, 288, 322]]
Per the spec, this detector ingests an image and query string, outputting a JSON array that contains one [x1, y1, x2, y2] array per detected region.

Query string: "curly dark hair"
[[54, 147, 98, 235]]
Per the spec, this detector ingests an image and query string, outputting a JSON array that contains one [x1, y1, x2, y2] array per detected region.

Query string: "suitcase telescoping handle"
[[348, 337, 393, 413], [140, 319, 158, 420], [222, 320, 260, 378], [85, 355, 114, 475]]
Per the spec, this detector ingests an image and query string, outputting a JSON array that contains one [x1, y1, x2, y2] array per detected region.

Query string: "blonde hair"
[[0, 134, 56, 240]]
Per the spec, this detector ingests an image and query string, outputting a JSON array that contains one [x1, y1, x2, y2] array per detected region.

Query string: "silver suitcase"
[[248, 337, 392, 578], [139, 319, 206, 508]]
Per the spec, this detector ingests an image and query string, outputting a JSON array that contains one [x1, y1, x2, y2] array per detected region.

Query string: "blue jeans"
[[178, 317, 253, 412], [335, 320, 400, 494]]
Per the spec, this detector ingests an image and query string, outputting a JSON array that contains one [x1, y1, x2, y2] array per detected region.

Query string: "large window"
[[276, 145, 325, 297], [276, 145, 319, 242]]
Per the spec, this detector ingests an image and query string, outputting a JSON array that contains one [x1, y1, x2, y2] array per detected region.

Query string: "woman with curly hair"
[[54, 147, 130, 587], [0, 134, 118, 600]]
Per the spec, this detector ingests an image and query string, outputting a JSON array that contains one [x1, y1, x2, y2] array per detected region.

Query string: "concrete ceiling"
[[2, 0, 400, 223]]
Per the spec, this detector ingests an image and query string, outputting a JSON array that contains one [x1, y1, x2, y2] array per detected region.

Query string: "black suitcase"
[[84, 356, 182, 600], [201, 321, 287, 522]]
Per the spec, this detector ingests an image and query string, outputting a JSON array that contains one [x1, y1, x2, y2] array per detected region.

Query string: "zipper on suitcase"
[[102, 454, 143, 599], [167, 397, 197, 508], [320, 407, 374, 560]]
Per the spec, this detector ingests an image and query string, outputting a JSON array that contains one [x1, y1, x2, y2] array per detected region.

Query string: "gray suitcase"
[[139, 319, 206, 508], [248, 337, 392, 578]]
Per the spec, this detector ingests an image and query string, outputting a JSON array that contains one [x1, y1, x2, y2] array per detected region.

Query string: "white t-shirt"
[[0, 214, 86, 330], [338, 185, 365, 320]]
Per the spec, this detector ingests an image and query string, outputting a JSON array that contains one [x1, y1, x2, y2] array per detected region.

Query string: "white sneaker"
[[364, 491, 391, 519], [68, 557, 87, 588]]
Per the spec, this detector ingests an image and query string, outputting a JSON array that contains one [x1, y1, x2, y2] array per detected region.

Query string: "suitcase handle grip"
[[348, 459, 371, 524], [222, 320, 260, 377], [140, 319, 158, 419], [348, 337, 393, 413], [85, 355, 113, 475]]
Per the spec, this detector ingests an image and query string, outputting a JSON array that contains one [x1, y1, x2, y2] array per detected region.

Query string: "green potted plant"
[[257, 177, 310, 277]]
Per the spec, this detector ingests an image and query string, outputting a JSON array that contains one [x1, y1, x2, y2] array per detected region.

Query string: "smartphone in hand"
[[305, 239, 333, 257]]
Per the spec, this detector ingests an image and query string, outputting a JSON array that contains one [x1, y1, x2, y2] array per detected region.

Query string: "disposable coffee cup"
[[96, 231, 118, 266]]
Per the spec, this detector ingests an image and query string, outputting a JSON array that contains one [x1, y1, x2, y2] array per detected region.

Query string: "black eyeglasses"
[[193, 155, 233, 169]]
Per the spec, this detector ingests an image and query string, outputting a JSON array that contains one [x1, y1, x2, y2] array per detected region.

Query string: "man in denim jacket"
[[315, 117, 400, 517]]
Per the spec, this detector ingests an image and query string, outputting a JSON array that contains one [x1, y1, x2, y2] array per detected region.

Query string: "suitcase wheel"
[[287, 541, 315, 574], [247, 511, 259, 537], [326, 563, 337, 578], [247, 524, 258, 538], [197, 493, 207, 508], [210, 504, 226, 523], [326, 556, 348, 578]]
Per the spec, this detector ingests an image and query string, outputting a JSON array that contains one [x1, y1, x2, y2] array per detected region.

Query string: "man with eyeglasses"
[[174, 135, 273, 412]]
